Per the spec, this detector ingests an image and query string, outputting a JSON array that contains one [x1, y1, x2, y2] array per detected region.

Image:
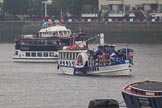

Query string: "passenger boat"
[[13, 23, 73, 63], [57, 33, 135, 76], [122, 80, 162, 108]]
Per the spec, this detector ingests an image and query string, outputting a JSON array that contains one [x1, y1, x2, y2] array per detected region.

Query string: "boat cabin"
[[58, 50, 88, 67], [38, 25, 72, 38]]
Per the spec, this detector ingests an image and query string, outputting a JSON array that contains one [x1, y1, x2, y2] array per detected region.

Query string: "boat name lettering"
[[145, 92, 155, 96], [60, 60, 74, 66], [20, 47, 29, 50]]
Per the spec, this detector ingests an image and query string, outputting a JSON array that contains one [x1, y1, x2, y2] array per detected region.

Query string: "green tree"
[[4, 0, 30, 14], [28, 0, 42, 19], [52, 0, 82, 19], [3, 0, 98, 20]]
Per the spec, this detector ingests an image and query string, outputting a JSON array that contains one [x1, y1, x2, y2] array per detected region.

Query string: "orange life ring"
[[68, 45, 79, 50], [77, 55, 83, 66]]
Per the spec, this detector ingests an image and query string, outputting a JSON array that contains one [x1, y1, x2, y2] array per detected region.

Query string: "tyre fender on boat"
[[75, 53, 88, 68]]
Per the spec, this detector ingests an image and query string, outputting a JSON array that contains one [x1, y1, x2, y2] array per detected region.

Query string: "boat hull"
[[13, 57, 58, 63], [58, 63, 131, 76], [13, 50, 58, 63]]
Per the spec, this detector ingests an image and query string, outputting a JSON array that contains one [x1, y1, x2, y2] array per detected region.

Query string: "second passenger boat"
[[13, 22, 73, 63]]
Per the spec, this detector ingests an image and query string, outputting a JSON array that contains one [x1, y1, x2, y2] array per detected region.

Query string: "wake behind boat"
[[13, 21, 73, 63], [57, 33, 135, 76]]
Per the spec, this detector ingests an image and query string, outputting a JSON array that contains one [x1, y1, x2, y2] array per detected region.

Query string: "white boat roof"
[[59, 50, 88, 53], [39, 25, 71, 32], [97, 43, 128, 47]]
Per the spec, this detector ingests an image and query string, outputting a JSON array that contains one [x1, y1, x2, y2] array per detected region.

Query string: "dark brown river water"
[[0, 44, 162, 108]]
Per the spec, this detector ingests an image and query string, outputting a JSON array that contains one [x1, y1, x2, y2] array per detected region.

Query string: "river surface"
[[0, 43, 162, 108]]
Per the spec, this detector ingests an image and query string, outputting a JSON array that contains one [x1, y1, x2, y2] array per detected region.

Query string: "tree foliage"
[[3, 0, 98, 19], [4, 0, 30, 14]]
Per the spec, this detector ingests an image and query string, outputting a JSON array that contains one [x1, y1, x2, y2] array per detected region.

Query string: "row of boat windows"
[[15, 51, 58, 57], [39, 31, 71, 36], [59, 52, 79, 60], [19, 39, 60, 45]]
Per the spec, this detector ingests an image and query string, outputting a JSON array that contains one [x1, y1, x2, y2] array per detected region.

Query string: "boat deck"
[[133, 81, 162, 91], [122, 80, 162, 97]]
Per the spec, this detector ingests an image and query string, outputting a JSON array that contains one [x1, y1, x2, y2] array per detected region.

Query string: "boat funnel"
[[100, 33, 105, 45]]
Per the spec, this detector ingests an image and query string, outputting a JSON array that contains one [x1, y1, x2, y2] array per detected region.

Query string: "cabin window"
[[72, 53, 74, 59], [73, 53, 75, 59], [26, 40, 30, 45], [28, 40, 32, 44], [44, 40, 48, 45], [26, 52, 30, 57], [67, 53, 69, 59], [63, 52, 66, 59], [20, 40, 24, 45], [53, 40, 56, 45], [64, 52, 66, 59], [33, 40, 37, 45], [54, 52, 58, 57], [76, 53, 79, 59], [40, 40, 44, 45], [69, 53, 71, 59], [59, 31, 63, 35], [67, 31, 70, 35], [70, 53, 72, 59], [38, 40, 41, 45], [59, 52, 61, 58], [61, 53, 63, 59], [31, 52, 36, 57], [55, 32, 58, 36], [49, 52, 54, 57], [15, 51, 18, 55], [43, 52, 48, 57], [64, 53, 66, 59], [63, 31, 67, 35], [39, 32, 42, 37], [37, 52, 42, 57], [61, 52, 63, 59]]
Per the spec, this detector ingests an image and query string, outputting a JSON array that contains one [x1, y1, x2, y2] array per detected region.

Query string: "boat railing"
[[88, 55, 127, 67], [41, 23, 66, 28]]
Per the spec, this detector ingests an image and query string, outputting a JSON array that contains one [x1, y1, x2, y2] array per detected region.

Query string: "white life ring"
[[75, 53, 88, 68]]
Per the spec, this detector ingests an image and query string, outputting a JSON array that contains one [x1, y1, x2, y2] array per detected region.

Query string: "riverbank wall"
[[0, 21, 162, 43]]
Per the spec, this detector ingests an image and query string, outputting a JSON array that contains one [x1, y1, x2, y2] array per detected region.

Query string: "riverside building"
[[98, 0, 162, 21]]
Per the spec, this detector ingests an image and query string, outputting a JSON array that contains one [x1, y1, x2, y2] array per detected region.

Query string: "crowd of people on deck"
[[88, 47, 134, 66]]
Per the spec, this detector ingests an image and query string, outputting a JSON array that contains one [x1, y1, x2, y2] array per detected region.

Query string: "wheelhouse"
[[38, 25, 72, 37]]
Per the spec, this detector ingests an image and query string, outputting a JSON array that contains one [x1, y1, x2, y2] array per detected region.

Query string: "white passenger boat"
[[57, 33, 135, 76], [13, 23, 73, 63]]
